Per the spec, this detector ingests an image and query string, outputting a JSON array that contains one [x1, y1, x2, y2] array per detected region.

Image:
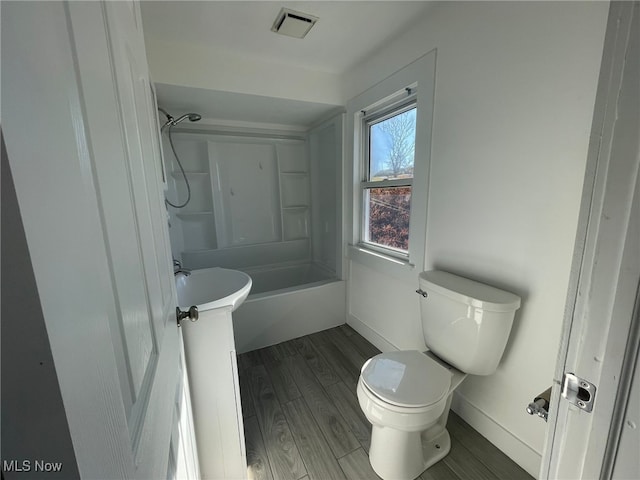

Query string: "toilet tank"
[[419, 271, 521, 376]]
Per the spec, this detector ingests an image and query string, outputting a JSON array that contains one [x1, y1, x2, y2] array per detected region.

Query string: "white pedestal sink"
[[177, 267, 252, 479], [175, 267, 252, 313]]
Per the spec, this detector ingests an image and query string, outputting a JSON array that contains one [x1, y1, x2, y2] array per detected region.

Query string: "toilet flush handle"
[[416, 289, 428, 298]]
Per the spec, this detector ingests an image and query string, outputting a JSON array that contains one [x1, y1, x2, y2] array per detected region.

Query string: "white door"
[[2, 1, 194, 477], [541, 2, 640, 478]]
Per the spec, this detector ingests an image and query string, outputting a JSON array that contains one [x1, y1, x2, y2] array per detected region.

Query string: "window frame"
[[346, 50, 435, 281], [360, 95, 417, 258]]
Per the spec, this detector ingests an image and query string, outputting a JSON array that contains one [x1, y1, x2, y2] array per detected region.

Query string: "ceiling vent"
[[271, 8, 318, 39]]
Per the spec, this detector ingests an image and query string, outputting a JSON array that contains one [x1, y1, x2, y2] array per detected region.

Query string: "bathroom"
[[5, 1, 634, 479], [144, 1, 608, 476]]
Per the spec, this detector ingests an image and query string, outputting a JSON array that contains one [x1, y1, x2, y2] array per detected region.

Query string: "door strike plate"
[[561, 373, 596, 412]]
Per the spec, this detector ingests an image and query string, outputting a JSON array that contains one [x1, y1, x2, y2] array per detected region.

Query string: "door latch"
[[561, 373, 596, 412]]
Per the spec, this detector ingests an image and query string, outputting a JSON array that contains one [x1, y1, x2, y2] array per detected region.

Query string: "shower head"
[[159, 108, 202, 131], [173, 113, 202, 125]]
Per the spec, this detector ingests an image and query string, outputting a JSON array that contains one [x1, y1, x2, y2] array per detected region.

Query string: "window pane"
[[369, 107, 416, 181], [366, 186, 411, 251]]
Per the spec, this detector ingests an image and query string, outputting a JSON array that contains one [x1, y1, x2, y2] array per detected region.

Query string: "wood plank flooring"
[[237, 325, 533, 480]]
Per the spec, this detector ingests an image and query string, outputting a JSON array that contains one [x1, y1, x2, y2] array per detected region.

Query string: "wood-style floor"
[[237, 325, 533, 480]]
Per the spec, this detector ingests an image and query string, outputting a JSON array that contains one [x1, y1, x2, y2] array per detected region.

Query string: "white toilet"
[[357, 270, 521, 480]]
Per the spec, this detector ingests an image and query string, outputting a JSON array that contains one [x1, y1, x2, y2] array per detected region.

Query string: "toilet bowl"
[[357, 270, 522, 480], [357, 350, 459, 480]]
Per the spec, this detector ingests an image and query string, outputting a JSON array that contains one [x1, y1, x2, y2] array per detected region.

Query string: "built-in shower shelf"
[[176, 211, 214, 219], [280, 171, 308, 176], [171, 171, 210, 178], [282, 206, 309, 210]]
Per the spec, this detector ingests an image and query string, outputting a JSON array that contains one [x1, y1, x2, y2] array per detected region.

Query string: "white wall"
[[145, 37, 343, 106], [344, 2, 608, 476]]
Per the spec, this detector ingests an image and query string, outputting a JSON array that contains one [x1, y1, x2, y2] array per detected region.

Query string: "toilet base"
[[369, 425, 451, 480], [421, 427, 451, 472]]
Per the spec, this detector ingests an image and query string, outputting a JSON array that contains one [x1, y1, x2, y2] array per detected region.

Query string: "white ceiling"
[[140, 1, 433, 75], [141, 1, 433, 127]]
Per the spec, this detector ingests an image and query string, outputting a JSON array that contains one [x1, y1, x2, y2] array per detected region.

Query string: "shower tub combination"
[[232, 262, 345, 353], [165, 115, 345, 353], [179, 261, 344, 353], [180, 253, 345, 353]]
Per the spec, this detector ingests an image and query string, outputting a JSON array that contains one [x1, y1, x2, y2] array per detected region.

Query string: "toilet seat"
[[361, 351, 451, 408]]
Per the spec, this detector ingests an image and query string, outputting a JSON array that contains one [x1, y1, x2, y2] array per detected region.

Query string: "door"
[[541, 2, 640, 478], [2, 1, 191, 477]]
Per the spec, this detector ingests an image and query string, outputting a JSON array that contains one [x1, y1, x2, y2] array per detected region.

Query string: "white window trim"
[[360, 96, 417, 258], [346, 50, 436, 282]]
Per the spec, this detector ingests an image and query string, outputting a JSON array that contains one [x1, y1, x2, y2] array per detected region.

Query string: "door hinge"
[[561, 373, 596, 412]]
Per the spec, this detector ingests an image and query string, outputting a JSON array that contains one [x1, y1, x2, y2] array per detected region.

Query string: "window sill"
[[347, 244, 417, 283]]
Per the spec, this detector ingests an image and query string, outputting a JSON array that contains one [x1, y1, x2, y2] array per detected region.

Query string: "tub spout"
[[173, 258, 191, 276], [174, 268, 191, 277]]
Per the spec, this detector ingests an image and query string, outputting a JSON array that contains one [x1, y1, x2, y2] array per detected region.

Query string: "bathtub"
[[232, 262, 346, 353], [240, 262, 335, 297]]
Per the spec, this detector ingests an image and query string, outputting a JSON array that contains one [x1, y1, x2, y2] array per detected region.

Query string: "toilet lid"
[[361, 351, 451, 408]]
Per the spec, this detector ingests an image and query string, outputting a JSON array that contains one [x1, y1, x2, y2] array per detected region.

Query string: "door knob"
[[176, 305, 198, 327]]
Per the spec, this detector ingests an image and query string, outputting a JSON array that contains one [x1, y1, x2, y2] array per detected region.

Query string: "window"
[[347, 50, 434, 278], [361, 98, 417, 257]]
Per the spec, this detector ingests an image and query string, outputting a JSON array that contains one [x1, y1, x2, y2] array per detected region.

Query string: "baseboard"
[[347, 313, 399, 353], [451, 392, 542, 478]]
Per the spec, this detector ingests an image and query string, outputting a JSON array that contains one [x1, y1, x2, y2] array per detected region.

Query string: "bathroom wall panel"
[[167, 138, 208, 172], [164, 136, 214, 254], [179, 214, 217, 251], [173, 173, 213, 213], [182, 239, 310, 270], [280, 175, 310, 208], [210, 141, 282, 248], [166, 129, 341, 287], [283, 208, 310, 241], [277, 143, 308, 173], [309, 117, 341, 275]]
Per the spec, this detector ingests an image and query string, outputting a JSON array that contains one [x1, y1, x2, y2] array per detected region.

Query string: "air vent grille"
[[271, 8, 318, 39]]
